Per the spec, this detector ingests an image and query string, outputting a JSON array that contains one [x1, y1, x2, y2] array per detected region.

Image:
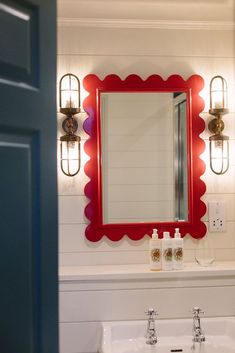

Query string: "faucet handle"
[[192, 307, 205, 316], [145, 308, 158, 317]]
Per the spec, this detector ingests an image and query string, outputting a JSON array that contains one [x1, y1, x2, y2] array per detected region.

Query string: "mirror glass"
[[100, 92, 188, 224], [83, 74, 206, 242]]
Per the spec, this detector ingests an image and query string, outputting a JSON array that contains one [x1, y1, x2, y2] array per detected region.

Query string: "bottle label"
[[173, 247, 183, 261], [151, 248, 161, 263], [163, 248, 172, 262]]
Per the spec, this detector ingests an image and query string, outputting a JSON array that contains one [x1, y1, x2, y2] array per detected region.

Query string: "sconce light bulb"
[[60, 138, 81, 177], [209, 75, 228, 114], [59, 73, 81, 114], [209, 135, 229, 175]]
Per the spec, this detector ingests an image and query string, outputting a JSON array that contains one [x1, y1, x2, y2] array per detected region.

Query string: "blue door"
[[0, 1, 58, 352]]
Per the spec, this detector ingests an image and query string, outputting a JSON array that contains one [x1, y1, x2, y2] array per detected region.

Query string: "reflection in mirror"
[[83, 74, 207, 241], [174, 93, 188, 221], [101, 92, 188, 224]]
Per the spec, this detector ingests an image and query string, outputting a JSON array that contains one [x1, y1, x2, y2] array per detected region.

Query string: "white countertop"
[[59, 261, 235, 282]]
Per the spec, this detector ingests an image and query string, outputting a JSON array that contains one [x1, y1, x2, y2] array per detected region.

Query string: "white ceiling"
[[57, 0, 234, 27]]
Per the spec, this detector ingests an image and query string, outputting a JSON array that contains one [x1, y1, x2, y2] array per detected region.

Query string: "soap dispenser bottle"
[[149, 229, 162, 271], [162, 231, 173, 271], [172, 228, 184, 270]]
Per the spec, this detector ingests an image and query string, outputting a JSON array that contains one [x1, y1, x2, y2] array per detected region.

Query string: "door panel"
[[0, 0, 58, 352], [0, 0, 39, 86], [0, 135, 36, 352]]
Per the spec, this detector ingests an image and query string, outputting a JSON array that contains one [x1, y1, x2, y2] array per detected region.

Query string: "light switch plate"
[[208, 201, 226, 232]]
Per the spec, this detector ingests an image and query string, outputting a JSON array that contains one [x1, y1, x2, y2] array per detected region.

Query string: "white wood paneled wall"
[[57, 14, 235, 353], [59, 264, 235, 353], [57, 23, 235, 266]]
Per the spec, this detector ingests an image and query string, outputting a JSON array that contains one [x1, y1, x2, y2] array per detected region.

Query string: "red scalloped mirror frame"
[[83, 74, 207, 242]]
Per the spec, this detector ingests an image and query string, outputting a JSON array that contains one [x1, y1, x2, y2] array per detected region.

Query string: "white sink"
[[99, 317, 235, 353]]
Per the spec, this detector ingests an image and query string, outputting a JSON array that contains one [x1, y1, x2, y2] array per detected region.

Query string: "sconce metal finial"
[[208, 75, 229, 175], [59, 73, 81, 177]]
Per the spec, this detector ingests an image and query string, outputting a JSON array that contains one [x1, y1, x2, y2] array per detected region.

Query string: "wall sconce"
[[59, 73, 81, 177], [208, 75, 229, 175]]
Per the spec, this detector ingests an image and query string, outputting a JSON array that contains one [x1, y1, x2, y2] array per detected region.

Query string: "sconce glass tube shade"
[[209, 134, 229, 175], [209, 75, 228, 115], [59, 73, 80, 115], [60, 134, 81, 177]]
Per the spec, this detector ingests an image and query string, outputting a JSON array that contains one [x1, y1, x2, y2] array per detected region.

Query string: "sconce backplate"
[[208, 117, 224, 135], [62, 116, 78, 134]]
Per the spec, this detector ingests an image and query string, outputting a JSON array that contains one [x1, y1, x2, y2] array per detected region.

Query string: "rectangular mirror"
[[100, 91, 187, 224], [83, 74, 207, 242]]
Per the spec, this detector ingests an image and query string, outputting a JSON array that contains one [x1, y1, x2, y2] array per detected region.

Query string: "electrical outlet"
[[208, 201, 226, 232]]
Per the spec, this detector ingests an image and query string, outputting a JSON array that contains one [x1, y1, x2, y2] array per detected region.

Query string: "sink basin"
[[99, 317, 235, 353]]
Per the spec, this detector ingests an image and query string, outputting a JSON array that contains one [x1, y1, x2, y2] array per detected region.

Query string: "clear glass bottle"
[[195, 236, 215, 267]]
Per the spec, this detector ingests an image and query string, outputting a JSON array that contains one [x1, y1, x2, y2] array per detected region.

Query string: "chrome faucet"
[[192, 307, 205, 343], [145, 308, 158, 345]]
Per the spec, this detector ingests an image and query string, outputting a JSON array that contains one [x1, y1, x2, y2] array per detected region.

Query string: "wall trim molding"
[[57, 18, 235, 30]]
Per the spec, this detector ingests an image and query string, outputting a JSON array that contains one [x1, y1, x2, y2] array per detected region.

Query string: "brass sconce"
[[208, 75, 229, 175], [59, 73, 81, 177]]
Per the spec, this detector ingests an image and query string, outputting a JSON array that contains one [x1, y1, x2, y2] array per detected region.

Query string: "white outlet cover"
[[208, 201, 226, 232]]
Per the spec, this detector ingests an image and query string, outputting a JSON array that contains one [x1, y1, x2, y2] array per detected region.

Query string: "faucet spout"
[[192, 307, 205, 343], [145, 308, 158, 345]]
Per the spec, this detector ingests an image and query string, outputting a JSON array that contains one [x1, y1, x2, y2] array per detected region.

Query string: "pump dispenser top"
[[163, 231, 170, 239], [174, 228, 181, 238], [152, 228, 158, 239]]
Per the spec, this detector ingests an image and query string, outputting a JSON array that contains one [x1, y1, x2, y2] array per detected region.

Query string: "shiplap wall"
[[59, 266, 235, 353], [57, 24, 235, 267]]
